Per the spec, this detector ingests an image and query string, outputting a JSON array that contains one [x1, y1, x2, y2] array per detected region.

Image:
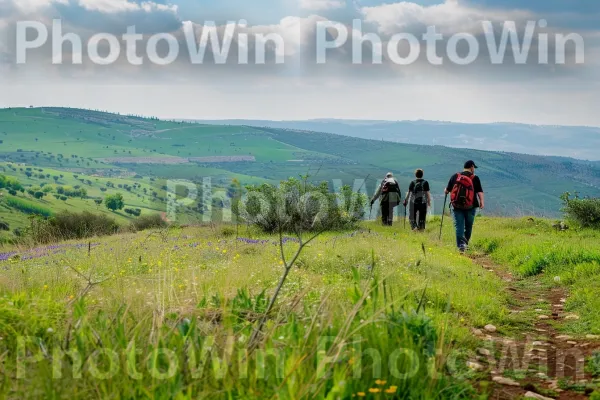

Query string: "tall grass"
[[0, 223, 507, 399]]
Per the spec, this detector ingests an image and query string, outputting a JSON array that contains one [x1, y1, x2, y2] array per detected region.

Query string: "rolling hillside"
[[1, 107, 599, 231], [198, 119, 600, 161]]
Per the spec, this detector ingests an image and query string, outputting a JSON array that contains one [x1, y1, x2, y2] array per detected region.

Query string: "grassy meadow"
[[1, 215, 599, 398]]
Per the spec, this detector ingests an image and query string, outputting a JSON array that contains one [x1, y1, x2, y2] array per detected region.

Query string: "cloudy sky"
[[0, 0, 599, 126]]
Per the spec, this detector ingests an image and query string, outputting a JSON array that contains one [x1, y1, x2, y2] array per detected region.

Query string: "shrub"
[[105, 193, 124, 211], [0, 221, 9, 231], [5, 197, 52, 217], [130, 214, 167, 231], [29, 211, 120, 243], [561, 192, 600, 229], [0, 174, 23, 192], [233, 177, 367, 233], [124, 208, 142, 217], [55, 186, 87, 198]]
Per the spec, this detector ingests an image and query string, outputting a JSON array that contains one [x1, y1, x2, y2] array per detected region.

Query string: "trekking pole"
[[439, 193, 448, 240], [403, 205, 407, 229]]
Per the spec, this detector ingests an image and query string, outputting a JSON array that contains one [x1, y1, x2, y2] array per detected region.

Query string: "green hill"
[[1, 107, 599, 227]]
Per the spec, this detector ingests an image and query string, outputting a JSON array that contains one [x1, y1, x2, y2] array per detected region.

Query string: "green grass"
[[471, 217, 600, 334], [0, 221, 510, 399], [2, 211, 600, 397]]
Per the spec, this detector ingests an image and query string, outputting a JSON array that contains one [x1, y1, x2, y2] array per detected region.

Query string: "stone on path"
[[492, 376, 520, 386], [567, 341, 577, 345], [478, 348, 491, 356], [555, 335, 573, 340], [538, 315, 550, 320], [564, 314, 580, 320], [524, 391, 554, 400], [484, 324, 497, 333], [586, 334, 600, 340], [466, 361, 484, 371]]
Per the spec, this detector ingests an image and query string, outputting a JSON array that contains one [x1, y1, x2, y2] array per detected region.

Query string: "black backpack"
[[412, 179, 427, 205], [381, 178, 399, 194]]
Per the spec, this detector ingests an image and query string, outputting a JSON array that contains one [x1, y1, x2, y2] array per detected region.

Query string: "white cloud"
[[361, 0, 533, 36], [76, 0, 178, 14], [181, 15, 327, 58], [6, 0, 177, 14], [299, 0, 345, 11], [11, 0, 68, 12]]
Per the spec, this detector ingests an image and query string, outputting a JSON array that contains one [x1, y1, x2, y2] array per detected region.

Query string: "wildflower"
[[68, 295, 74, 300], [222, 250, 227, 254], [43, 285, 48, 290], [375, 380, 387, 386], [369, 388, 381, 393], [357, 393, 366, 397], [385, 386, 398, 394]]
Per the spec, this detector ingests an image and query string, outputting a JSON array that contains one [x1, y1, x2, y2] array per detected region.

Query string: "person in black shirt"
[[404, 169, 431, 231], [444, 160, 485, 252]]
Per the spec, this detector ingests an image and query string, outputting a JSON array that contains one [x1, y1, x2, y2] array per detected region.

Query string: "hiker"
[[404, 169, 431, 231], [444, 160, 484, 252], [371, 172, 402, 226]]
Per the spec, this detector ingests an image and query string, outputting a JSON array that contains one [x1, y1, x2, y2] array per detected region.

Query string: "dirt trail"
[[469, 255, 599, 400]]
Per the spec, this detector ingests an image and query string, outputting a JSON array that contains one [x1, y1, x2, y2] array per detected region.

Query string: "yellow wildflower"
[[357, 393, 366, 398], [375, 380, 387, 386], [369, 388, 381, 393]]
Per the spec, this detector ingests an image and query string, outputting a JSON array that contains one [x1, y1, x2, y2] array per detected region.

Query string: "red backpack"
[[450, 173, 475, 210]]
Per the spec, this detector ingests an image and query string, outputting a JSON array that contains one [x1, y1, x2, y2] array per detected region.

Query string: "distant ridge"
[[189, 119, 600, 161]]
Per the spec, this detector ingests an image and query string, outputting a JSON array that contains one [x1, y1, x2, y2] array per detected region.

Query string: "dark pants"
[[452, 208, 477, 251], [410, 202, 427, 230], [380, 201, 396, 226]]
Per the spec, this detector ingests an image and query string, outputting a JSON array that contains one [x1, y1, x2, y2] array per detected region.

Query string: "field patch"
[[99, 157, 189, 164], [189, 155, 256, 163]]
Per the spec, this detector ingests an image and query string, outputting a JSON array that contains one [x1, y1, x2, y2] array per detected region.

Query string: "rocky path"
[[468, 255, 600, 400]]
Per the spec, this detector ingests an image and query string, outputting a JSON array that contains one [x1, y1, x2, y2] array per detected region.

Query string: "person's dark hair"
[[415, 169, 424, 179]]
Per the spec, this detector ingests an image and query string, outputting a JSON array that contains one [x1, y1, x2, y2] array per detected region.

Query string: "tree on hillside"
[[105, 193, 124, 212], [94, 199, 103, 208]]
